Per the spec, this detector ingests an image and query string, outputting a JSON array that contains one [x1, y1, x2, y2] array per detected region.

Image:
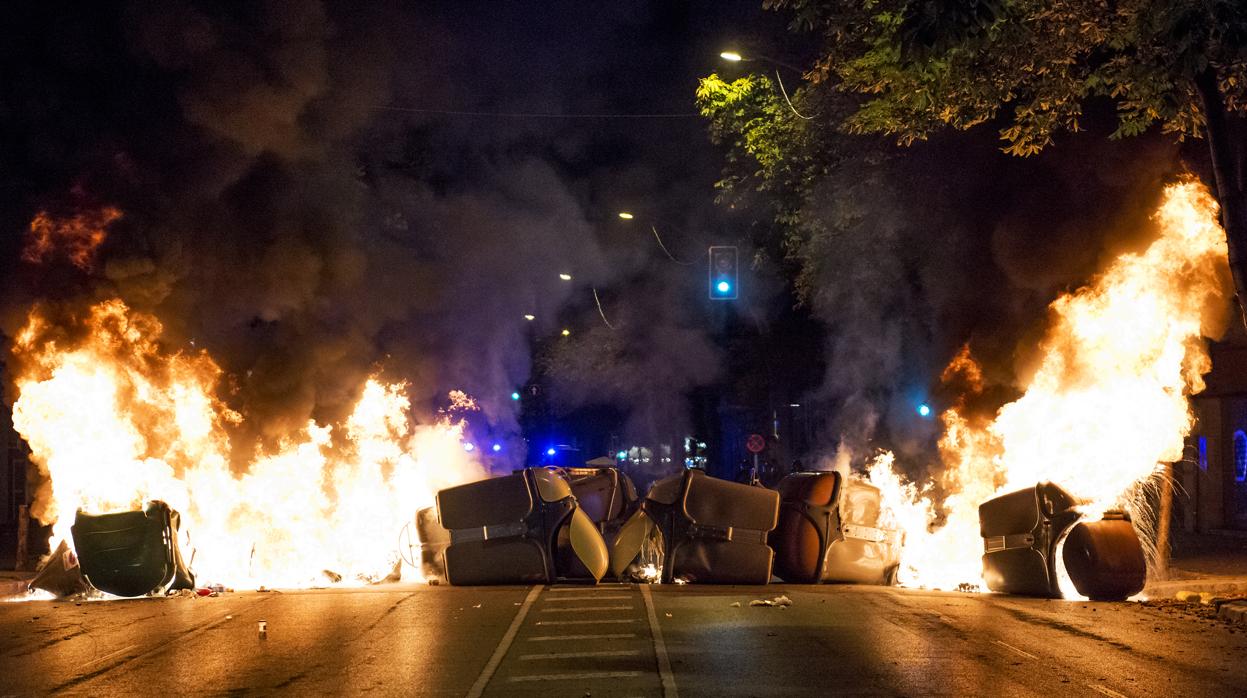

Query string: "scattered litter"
[[664, 613, 672, 618], [196, 588, 213, 597], [225, 615, 233, 620], [258, 620, 267, 638], [729, 601, 741, 608], [956, 583, 979, 594], [749, 595, 792, 607], [473, 603, 482, 608]]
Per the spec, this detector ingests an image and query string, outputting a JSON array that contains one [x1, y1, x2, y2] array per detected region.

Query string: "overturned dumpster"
[[611, 469, 779, 584], [68, 500, 196, 597], [979, 483, 1145, 601], [423, 467, 608, 585], [770, 472, 902, 585]]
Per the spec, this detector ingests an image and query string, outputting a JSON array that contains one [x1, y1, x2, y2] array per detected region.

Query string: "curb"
[[1144, 577, 1247, 598], [0, 579, 31, 599]]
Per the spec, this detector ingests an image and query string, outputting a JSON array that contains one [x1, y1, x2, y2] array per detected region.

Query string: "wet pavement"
[[2, 583, 1245, 696]]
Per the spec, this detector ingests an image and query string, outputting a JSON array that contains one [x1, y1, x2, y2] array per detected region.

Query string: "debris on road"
[[258, 620, 267, 638], [749, 594, 792, 607], [29, 540, 89, 598], [729, 601, 741, 607], [1217, 600, 1247, 625]]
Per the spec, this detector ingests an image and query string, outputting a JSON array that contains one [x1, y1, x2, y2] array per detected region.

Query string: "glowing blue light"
[[463, 442, 476, 452], [917, 403, 931, 417], [510, 391, 521, 401], [546, 447, 557, 456], [716, 280, 731, 294], [616, 450, 627, 460], [492, 443, 502, 453]]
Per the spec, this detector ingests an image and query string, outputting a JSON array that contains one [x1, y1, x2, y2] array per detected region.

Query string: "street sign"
[[746, 433, 766, 454]]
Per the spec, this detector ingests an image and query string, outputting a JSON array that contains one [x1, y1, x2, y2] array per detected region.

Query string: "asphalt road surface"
[[2, 583, 1244, 696]]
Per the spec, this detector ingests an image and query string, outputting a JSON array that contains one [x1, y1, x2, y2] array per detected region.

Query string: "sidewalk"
[[1143, 530, 1247, 598], [0, 569, 33, 598]]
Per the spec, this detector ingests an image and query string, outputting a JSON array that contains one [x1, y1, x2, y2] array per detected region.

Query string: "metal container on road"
[[70, 500, 196, 598], [611, 469, 778, 584], [435, 468, 608, 585], [770, 472, 902, 585]]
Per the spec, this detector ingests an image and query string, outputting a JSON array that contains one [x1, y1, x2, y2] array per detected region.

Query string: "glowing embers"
[[979, 483, 1145, 601], [23, 206, 121, 271]]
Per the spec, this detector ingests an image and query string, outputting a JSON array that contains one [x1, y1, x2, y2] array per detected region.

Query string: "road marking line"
[[993, 640, 1037, 660], [535, 619, 638, 626], [544, 595, 632, 601], [466, 585, 542, 698], [1088, 685, 1128, 698], [528, 633, 637, 641], [641, 584, 678, 698], [508, 671, 644, 682], [546, 585, 627, 592], [540, 605, 633, 612], [519, 650, 642, 660]]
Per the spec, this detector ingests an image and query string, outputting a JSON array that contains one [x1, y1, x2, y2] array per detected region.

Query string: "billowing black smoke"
[[797, 124, 1186, 466], [0, 1, 737, 470]]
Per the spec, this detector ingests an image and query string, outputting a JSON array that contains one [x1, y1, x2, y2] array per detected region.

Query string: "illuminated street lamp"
[[561, 328, 571, 337], [559, 272, 572, 281], [718, 49, 810, 119], [523, 313, 535, 321], [617, 211, 635, 219]]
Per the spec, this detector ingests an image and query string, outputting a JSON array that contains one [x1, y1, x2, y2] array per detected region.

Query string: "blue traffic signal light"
[[709, 246, 738, 300]]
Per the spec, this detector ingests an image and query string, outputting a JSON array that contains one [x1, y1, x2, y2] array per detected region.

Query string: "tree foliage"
[[769, 0, 1247, 156]]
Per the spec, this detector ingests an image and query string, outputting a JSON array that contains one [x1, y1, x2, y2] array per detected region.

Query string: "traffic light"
[[708, 245, 738, 300]]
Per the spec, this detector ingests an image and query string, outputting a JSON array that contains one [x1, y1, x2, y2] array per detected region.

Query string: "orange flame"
[[22, 207, 121, 271], [871, 179, 1231, 591], [11, 299, 488, 588]]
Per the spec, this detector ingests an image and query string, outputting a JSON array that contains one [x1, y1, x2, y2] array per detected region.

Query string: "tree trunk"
[[1196, 67, 1247, 330]]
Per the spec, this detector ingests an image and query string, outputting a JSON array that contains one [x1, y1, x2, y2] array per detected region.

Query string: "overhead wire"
[[592, 287, 617, 330], [373, 105, 699, 119], [651, 225, 696, 266], [774, 70, 813, 121]]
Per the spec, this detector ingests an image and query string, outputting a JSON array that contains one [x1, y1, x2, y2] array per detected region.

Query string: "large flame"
[[872, 179, 1231, 590], [11, 298, 487, 588]]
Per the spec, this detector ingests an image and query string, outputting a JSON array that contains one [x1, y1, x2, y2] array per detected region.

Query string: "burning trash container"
[[611, 469, 779, 584], [979, 483, 1145, 600], [431, 468, 608, 585], [770, 472, 902, 585], [69, 500, 196, 597]]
